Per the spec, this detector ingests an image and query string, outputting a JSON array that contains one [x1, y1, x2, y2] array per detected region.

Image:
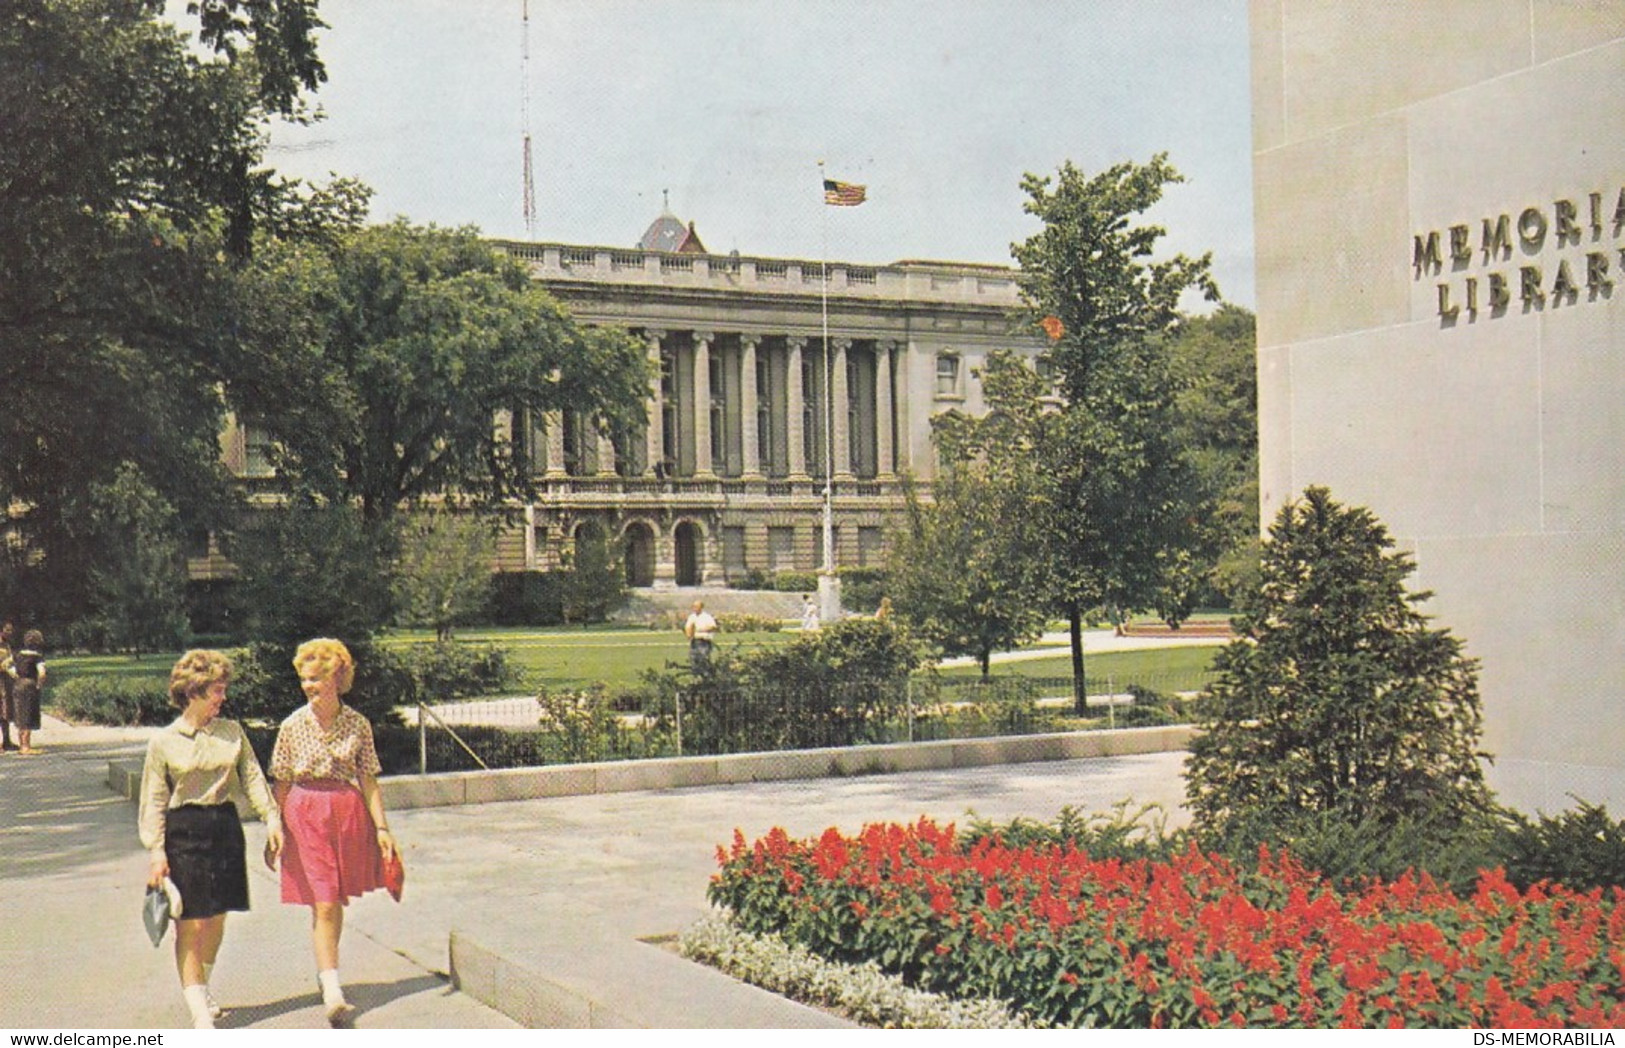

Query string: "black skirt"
[[166, 803, 250, 919]]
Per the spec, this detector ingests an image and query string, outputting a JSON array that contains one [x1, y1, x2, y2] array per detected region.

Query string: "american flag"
[[823, 179, 867, 206]]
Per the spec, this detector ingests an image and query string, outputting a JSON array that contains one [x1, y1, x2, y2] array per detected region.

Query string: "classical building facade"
[[1251, 2, 1625, 812], [217, 215, 1044, 590], [490, 220, 1044, 588]]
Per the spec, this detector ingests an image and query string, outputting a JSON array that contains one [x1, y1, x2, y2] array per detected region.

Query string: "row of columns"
[[577, 329, 897, 481]]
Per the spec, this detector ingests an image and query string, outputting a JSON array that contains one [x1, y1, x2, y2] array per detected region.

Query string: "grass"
[[44, 625, 1226, 697], [380, 625, 798, 691]]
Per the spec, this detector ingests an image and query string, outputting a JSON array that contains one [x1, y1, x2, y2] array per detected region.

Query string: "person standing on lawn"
[[0, 621, 17, 752]]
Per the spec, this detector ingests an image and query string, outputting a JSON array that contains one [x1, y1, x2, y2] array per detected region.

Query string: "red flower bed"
[[709, 819, 1625, 1028]]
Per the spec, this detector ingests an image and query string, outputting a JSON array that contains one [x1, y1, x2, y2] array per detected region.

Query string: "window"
[[709, 353, 727, 468], [768, 527, 797, 571], [242, 425, 276, 477], [935, 354, 961, 398], [755, 356, 773, 469]]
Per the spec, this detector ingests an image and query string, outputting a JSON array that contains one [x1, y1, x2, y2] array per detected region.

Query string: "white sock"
[[183, 984, 215, 1029], [318, 968, 346, 1006]]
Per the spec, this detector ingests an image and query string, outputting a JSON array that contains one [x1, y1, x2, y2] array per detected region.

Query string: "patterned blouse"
[[270, 704, 382, 786]]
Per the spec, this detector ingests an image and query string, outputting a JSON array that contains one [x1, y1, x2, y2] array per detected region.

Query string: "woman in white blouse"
[[138, 650, 282, 1029], [268, 637, 396, 1027]]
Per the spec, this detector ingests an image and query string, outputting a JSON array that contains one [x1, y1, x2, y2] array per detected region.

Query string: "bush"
[[1500, 799, 1625, 892], [771, 571, 819, 592], [730, 567, 772, 591], [53, 676, 171, 727], [1186, 487, 1493, 844], [715, 613, 782, 633], [391, 641, 519, 703], [836, 567, 889, 614], [489, 571, 566, 626]]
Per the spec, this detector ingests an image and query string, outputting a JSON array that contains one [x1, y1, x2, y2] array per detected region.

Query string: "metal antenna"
[[520, 0, 536, 238]]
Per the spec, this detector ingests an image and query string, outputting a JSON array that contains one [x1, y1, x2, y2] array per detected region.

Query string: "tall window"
[[935, 354, 961, 398], [847, 356, 862, 474], [242, 425, 276, 477], [802, 357, 823, 478], [709, 352, 727, 470], [659, 351, 678, 475], [756, 355, 773, 471]]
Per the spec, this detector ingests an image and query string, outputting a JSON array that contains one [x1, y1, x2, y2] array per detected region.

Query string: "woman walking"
[[138, 650, 282, 1029], [269, 638, 396, 1027]]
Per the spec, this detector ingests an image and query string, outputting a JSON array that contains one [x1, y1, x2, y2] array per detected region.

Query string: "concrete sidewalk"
[[2, 714, 1191, 1029]]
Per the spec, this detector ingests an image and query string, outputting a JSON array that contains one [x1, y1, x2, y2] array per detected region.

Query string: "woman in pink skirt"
[[268, 638, 397, 1026]]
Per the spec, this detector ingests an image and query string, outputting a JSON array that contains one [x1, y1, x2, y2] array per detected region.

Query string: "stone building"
[[1251, 2, 1625, 811], [220, 213, 1045, 591]]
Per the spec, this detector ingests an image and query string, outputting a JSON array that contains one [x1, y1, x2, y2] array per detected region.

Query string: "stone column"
[[740, 334, 762, 478], [643, 330, 665, 476], [875, 340, 895, 478], [831, 337, 853, 481], [786, 335, 808, 479], [652, 521, 677, 590], [693, 331, 715, 477], [544, 410, 566, 477]]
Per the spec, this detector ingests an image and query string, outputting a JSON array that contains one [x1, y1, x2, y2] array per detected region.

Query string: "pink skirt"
[[280, 780, 385, 905]]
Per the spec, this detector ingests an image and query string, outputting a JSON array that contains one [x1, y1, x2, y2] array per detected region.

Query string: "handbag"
[[142, 884, 171, 947], [381, 849, 405, 902]]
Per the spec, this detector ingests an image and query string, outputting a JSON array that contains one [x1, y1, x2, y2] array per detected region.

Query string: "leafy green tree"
[[391, 509, 499, 641], [0, 0, 339, 627], [1166, 305, 1259, 606], [1184, 487, 1494, 840], [81, 463, 192, 653], [889, 353, 1049, 677], [1012, 155, 1219, 711], [228, 501, 393, 647], [560, 524, 627, 625], [230, 221, 650, 525]]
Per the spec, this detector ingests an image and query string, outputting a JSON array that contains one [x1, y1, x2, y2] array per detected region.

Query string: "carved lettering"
[[1521, 266, 1544, 306], [1586, 252, 1611, 293], [1616, 188, 1625, 233], [1437, 283, 1459, 319], [1449, 224, 1472, 263], [1555, 199, 1580, 246], [1591, 192, 1604, 237], [1552, 258, 1577, 301], [1413, 231, 1443, 273], [1465, 276, 1479, 313], [1488, 272, 1510, 309], [1519, 207, 1548, 249], [1482, 214, 1512, 262]]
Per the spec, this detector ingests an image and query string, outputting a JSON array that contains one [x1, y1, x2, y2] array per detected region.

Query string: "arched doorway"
[[673, 521, 702, 587], [623, 522, 655, 587]]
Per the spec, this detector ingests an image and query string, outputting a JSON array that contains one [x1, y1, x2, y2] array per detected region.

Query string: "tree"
[[1166, 305, 1259, 606], [230, 221, 651, 525], [0, 0, 337, 629], [391, 509, 499, 641], [228, 500, 394, 647], [1011, 155, 1219, 711], [559, 523, 627, 625], [81, 463, 192, 653], [888, 353, 1049, 677], [1184, 487, 1493, 839]]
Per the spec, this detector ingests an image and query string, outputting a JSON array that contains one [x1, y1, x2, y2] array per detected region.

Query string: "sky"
[[219, 0, 1255, 308]]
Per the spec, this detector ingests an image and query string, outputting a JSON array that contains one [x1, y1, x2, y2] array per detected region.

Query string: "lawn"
[[45, 626, 1224, 696]]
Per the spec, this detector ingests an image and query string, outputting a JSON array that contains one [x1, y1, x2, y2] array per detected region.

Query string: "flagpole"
[[817, 161, 838, 622]]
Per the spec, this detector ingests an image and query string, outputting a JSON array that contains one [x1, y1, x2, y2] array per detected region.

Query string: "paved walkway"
[[0, 714, 1191, 1029]]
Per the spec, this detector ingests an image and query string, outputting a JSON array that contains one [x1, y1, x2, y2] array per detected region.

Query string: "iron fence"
[[392, 666, 1217, 776]]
